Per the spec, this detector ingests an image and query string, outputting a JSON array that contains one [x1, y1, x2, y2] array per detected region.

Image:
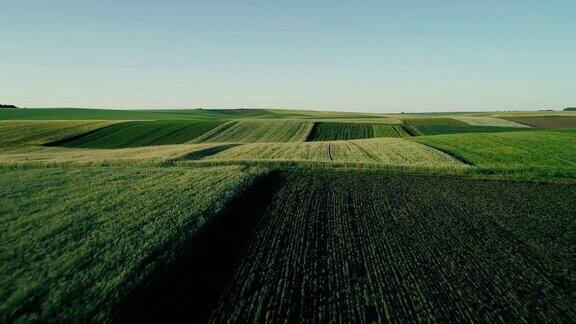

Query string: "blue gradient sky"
[[2, 1, 575, 112]]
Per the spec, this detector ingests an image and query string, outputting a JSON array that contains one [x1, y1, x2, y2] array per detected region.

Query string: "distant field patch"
[[454, 117, 529, 128], [196, 138, 464, 167], [306, 122, 408, 141], [403, 117, 468, 127], [193, 120, 313, 143], [403, 118, 532, 135], [414, 130, 576, 171], [51, 120, 222, 148], [503, 116, 576, 129], [0, 120, 117, 149]]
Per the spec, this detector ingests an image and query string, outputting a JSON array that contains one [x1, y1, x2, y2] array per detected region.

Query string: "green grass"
[[414, 130, 576, 170], [306, 122, 408, 141], [0, 165, 267, 322], [51, 120, 223, 148], [204, 170, 576, 322], [193, 120, 314, 143], [0, 121, 118, 149], [193, 138, 465, 168]]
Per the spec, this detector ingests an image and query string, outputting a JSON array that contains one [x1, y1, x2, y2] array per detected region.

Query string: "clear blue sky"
[[1, 1, 575, 112]]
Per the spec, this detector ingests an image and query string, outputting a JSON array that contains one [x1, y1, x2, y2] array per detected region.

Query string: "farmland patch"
[[192, 120, 313, 143], [0, 165, 268, 322], [0, 120, 118, 149], [414, 130, 576, 170], [502, 116, 576, 129], [195, 138, 464, 167], [49, 120, 223, 148], [0, 143, 227, 166], [402, 118, 532, 135], [117, 171, 576, 322], [306, 122, 408, 141], [454, 117, 529, 128]]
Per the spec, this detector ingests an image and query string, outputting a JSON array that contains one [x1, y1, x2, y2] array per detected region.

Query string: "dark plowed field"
[[117, 170, 576, 323]]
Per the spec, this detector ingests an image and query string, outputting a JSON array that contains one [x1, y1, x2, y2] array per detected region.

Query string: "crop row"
[[401, 118, 532, 135], [306, 122, 408, 141], [51, 120, 223, 148], [207, 171, 576, 322], [199, 138, 464, 167], [0, 120, 119, 149], [193, 120, 314, 143]]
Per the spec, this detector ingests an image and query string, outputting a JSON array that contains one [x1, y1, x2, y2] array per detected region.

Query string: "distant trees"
[[564, 107, 576, 111], [0, 104, 18, 109]]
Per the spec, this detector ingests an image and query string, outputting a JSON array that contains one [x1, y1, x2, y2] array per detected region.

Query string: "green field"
[[0, 120, 119, 149], [193, 120, 314, 143], [306, 122, 408, 141], [51, 120, 222, 148], [402, 117, 535, 135], [0, 165, 267, 322], [194, 138, 463, 168], [415, 130, 576, 176], [1, 108, 575, 322]]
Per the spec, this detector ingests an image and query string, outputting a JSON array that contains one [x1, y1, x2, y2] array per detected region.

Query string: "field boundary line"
[[43, 121, 133, 147], [416, 142, 475, 166]]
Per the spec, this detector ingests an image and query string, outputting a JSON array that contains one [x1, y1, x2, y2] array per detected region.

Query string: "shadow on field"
[[112, 171, 283, 323]]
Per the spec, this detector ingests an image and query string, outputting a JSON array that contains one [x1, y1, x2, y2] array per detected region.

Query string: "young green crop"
[[306, 122, 408, 141], [402, 117, 533, 135], [414, 129, 576, 170], [0, 143, 229, 166], [204, 170, 576, 322], [52, 120, 223, 148], [196, 138, 465, 167], [193, 120, 314, 143], [0, 165, 267, 322], [0, 120, 118, 149]]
